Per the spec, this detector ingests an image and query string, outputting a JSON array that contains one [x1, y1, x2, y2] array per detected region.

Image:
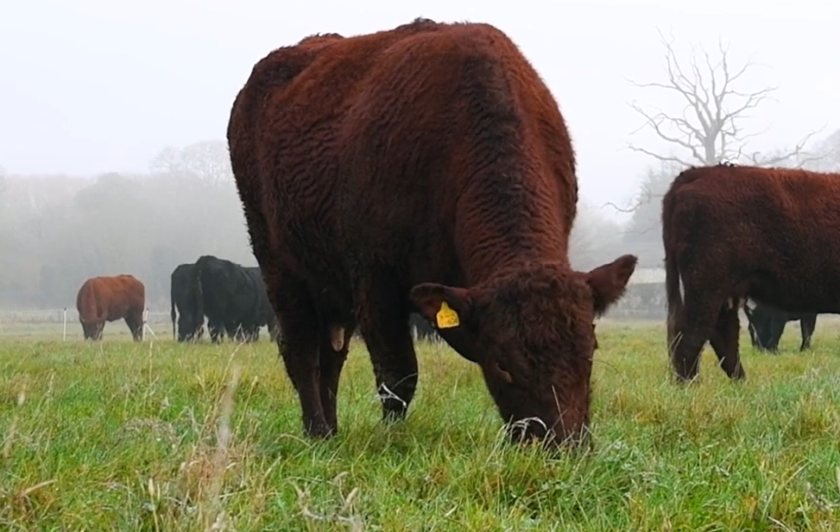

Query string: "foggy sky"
[[2, 0, 838, 219]]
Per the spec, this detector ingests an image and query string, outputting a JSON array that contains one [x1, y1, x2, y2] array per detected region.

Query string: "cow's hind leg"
[[358, 279, 418, 422], [753, 317, 771, 351], [227, 323, 248, 343], [709, 303, 745, 380], [766, 316, 785, 353], [671, 292, 720, 382], [125, 310, 144, 342], [318, 323, 354, 433], [800, 315, 816, 351], [209, 321, 224, 343], [275, 279, 332, 438]]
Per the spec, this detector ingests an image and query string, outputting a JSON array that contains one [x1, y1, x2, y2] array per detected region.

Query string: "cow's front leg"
[[357, 277, 418, 421]]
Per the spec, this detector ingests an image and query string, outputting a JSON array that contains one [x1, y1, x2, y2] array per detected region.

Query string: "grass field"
[[3, 320, 840, 530]]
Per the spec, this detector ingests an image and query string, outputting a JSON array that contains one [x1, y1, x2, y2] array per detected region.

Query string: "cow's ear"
[[585, 254, 638, 315], [410, 283, 482, 363], [409, 283, 473, 329]]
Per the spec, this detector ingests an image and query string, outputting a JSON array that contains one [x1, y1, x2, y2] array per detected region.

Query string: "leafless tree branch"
[[628, 145, 694, 168], [622, 30, 821, 214], [748, 128, 826, 167]]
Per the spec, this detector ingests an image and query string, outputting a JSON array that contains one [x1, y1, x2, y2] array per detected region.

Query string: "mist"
[[1, 0, 839, 314], [0, 142, 254, 309]]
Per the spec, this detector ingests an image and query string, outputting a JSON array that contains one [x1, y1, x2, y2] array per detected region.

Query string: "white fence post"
[[63, 307, 67, 341], [143, 307, 157, 341]]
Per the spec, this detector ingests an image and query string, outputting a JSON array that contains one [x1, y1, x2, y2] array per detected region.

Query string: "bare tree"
[[628, 31, 820, 169]]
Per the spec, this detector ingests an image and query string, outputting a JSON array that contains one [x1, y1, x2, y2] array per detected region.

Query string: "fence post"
[[63, 307, 67, 342], [143, 307, 157, 341]]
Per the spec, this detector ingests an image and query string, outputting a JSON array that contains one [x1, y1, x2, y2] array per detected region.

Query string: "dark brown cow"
[[227, 19, 636, 446], [76, 274, 145, 341], [663, 164, 840, 381]]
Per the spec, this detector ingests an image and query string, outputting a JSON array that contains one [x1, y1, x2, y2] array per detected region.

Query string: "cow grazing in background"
[[192, 255, 277, 343], [409, 313, 441, 342], [170, 263, 205, 342], [227, 18, 636, 447], [663, 164, 840, 382], [743, 301, 817, 352], [245, 266, 281, 341], [76, 274, 145, 341]]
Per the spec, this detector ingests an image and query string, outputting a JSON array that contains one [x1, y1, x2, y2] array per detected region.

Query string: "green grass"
[[3, 321, 840, 530]]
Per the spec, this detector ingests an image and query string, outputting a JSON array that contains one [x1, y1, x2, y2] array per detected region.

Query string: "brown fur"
[[663, 164, 840, 381], [227, 18, 636, 446], [76, 275, 145, 341]]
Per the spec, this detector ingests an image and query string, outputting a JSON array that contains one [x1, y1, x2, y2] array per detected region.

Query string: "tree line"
[[0, 142, 255, 309]]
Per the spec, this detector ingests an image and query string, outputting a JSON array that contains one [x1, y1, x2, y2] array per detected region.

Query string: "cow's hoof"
[[304, 420, 334, 439], [673, 373, 700, 385], [729, 368, 746, 381], [381, 404, 408, 423]]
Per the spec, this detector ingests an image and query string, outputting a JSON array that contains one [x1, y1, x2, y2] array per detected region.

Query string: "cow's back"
[[171, 264, 194, 304], [229, 19, 576, 291], [665, 165, 840, 311], [116, 274, 144, 313], [76, 275, 144, 322], [195, 256, 255, 321]]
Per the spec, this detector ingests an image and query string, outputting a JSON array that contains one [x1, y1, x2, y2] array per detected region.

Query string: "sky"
[[2, 0, 838, 219]]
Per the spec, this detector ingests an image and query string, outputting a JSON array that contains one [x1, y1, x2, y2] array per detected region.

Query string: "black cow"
[[743, 301, 817, 352], [193, 255, 277, 343], [171, 263, 205, 342], [245, 266, 281, 342], [408, 313, 441, 342]]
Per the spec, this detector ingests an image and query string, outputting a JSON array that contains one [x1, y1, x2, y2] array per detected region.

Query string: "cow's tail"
[[662, 173, 685, 356], [170, 281, 177, 341], [192, 262, 206, 335], [664, 245, 682, 353], [742, 301, 758, 346]]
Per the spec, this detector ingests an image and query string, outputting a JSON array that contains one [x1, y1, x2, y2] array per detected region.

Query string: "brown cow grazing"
[[227, 18, 637, 447], [76, 275, 145, 341], [663, 163, 840, 382]]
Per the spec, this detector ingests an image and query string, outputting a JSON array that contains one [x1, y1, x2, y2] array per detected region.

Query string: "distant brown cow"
[[227, 18, 636, 447], [663, 164, 840, 381], [76, 275, 145, 341]]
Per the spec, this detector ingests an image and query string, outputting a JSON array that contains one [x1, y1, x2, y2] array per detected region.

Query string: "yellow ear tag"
[[436, 301, 460, 329]]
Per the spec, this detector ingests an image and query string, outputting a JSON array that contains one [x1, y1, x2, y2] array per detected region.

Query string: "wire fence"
[[0, 308, 174, 341], [3, 301, 839, 345], [0, 295, 669, 342]]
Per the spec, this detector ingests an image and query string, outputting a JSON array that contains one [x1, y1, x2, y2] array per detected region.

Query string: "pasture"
[[3, 319, 840, 530]]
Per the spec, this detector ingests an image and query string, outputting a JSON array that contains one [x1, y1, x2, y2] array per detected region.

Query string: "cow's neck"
[[453, 173, 572, 286]]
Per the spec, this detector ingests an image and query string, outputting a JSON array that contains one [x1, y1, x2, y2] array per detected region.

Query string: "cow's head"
[[410, 254, 636, 447], [177, 312, 204, 342]]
